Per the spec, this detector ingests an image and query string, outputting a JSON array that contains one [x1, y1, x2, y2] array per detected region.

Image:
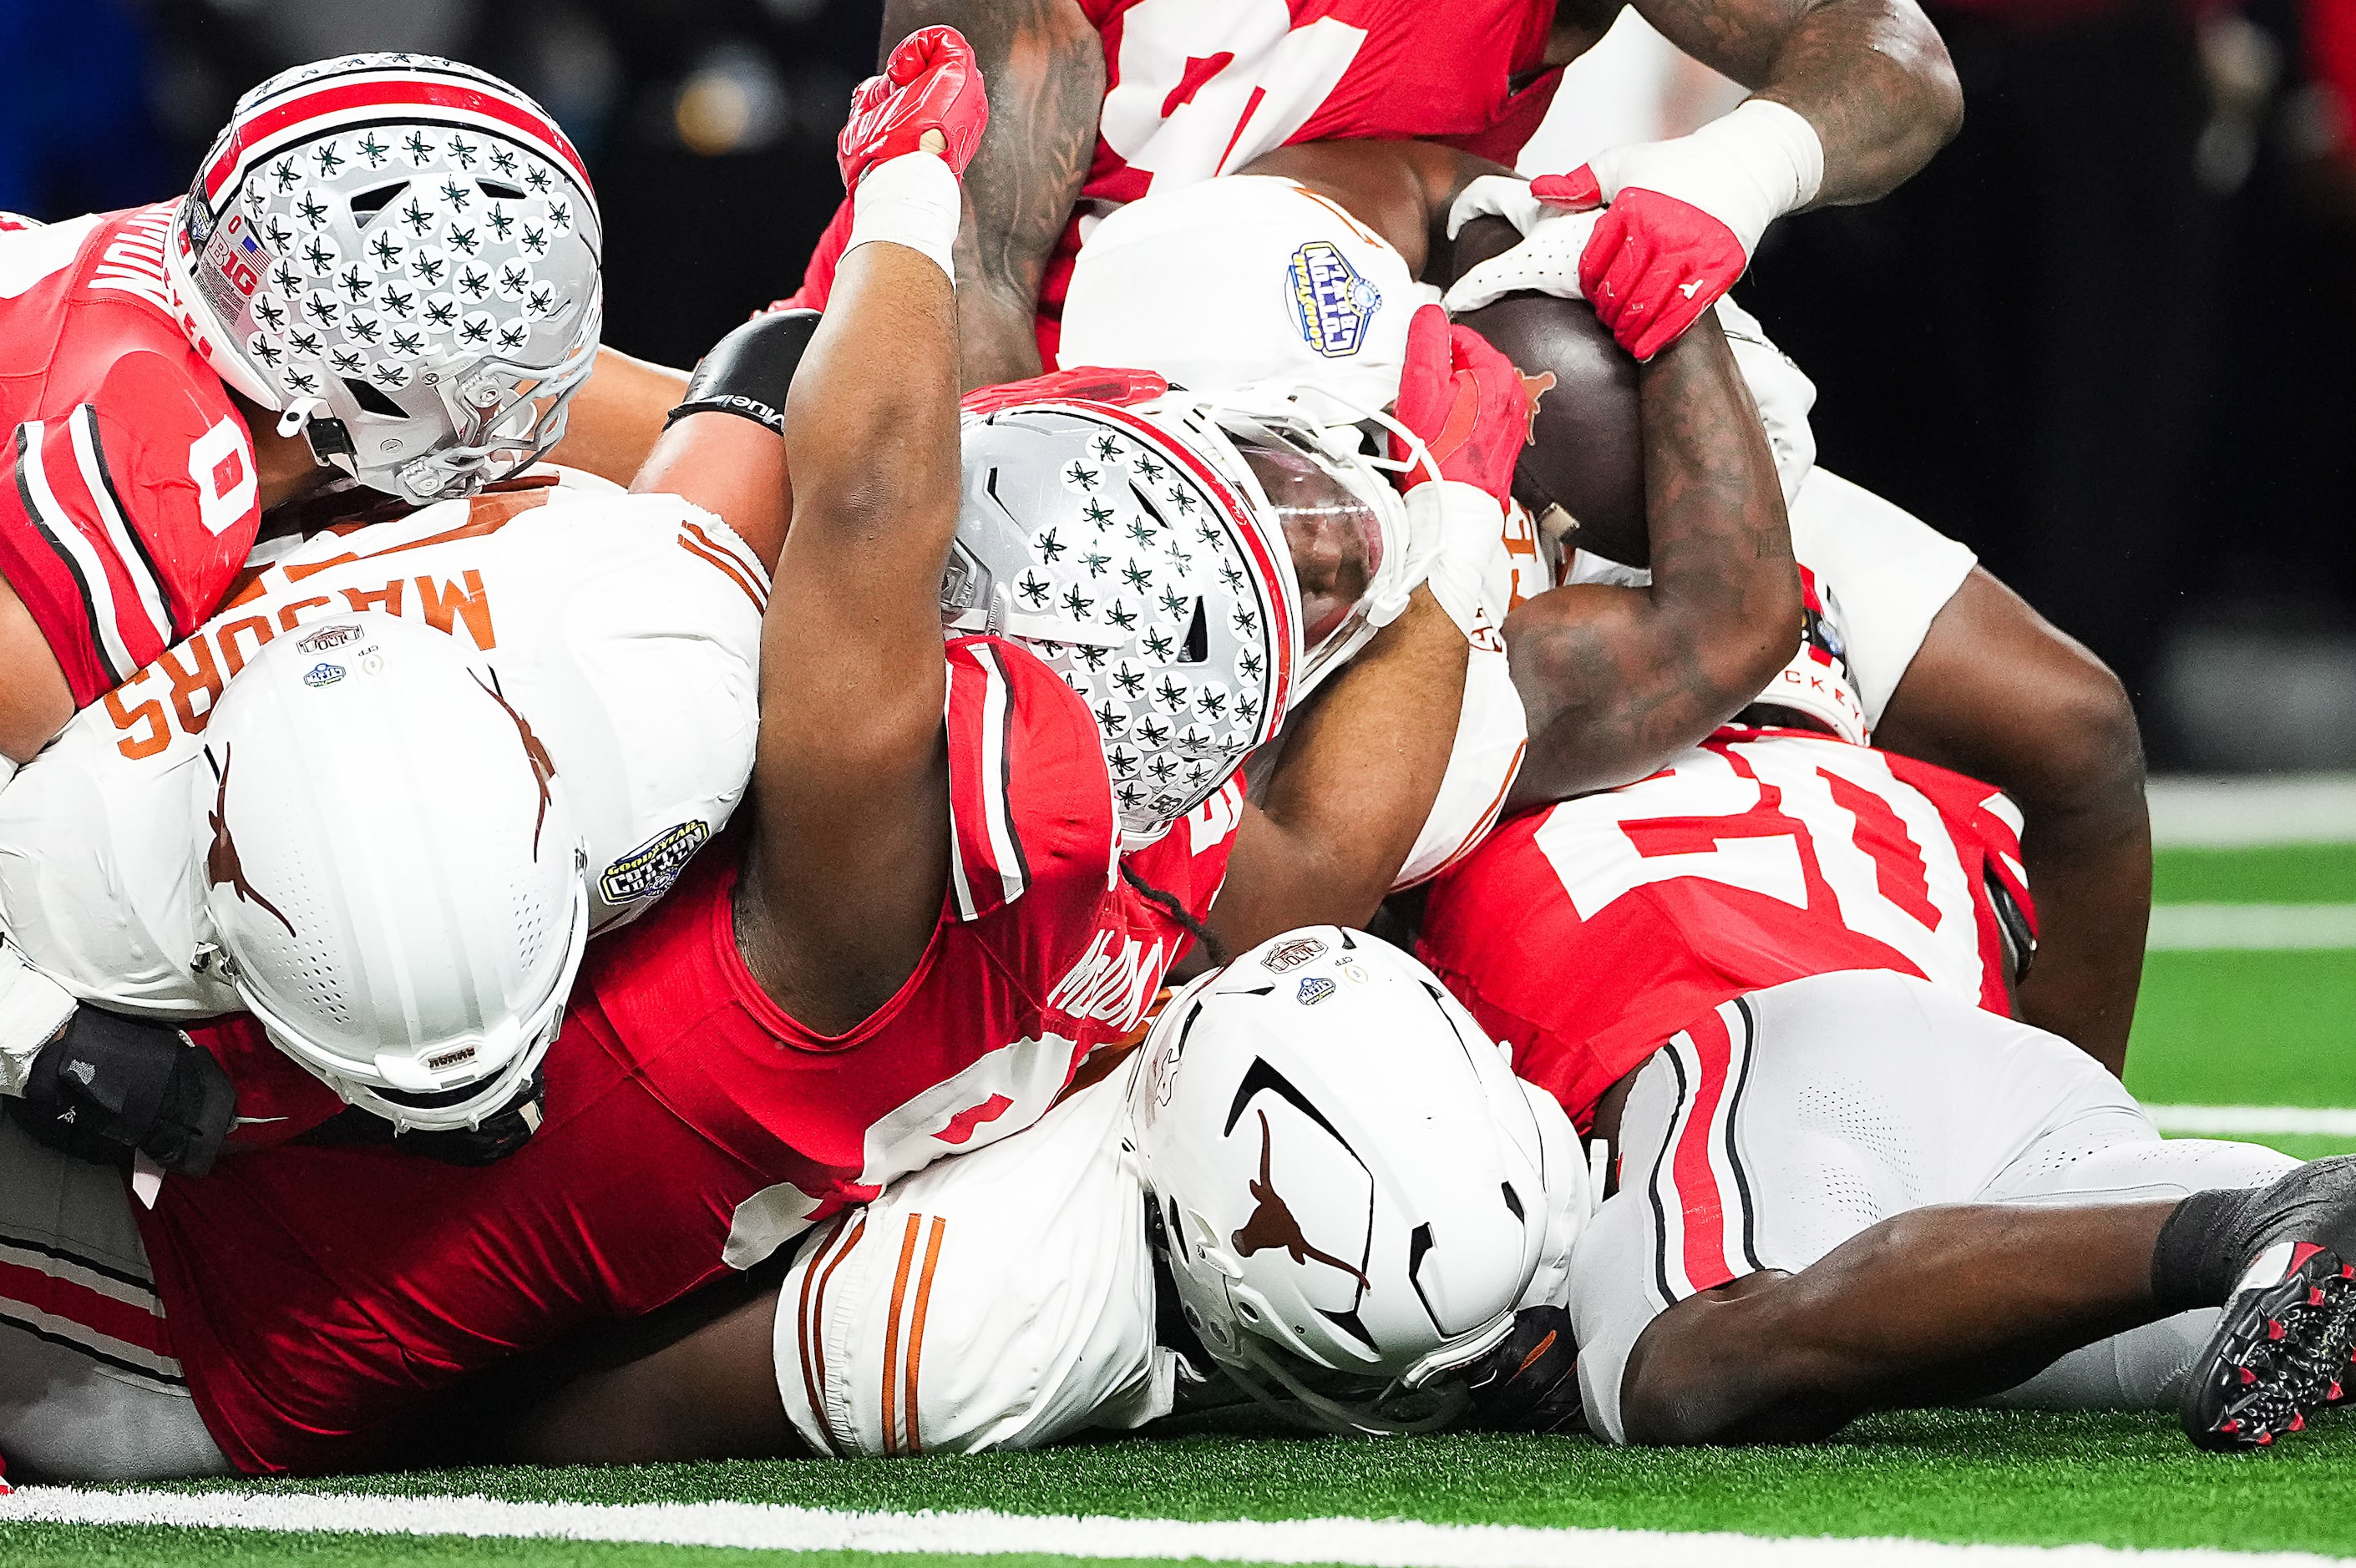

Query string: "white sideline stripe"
[[5, 1490, 2352, 1568], [2146, 904, 2356, 950], [2147, 775, 2356, 847], [2148, 1105, 2356, 1138]]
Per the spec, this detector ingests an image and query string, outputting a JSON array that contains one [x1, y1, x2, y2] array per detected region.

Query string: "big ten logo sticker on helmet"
[[102, 569, 498, 761], [1259, 934, 1326, 974], [599, 820, 710, 906], [1286, 241, 1382, 361]]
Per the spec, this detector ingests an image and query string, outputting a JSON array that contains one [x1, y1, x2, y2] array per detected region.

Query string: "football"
[[1449, 214, 1649, 566]]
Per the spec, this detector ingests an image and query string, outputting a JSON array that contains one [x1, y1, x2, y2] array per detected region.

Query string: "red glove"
[[1387, 305, 1527, 508], [838, 25, 991, 190], [1532, 170, 1745, 363], [960, 366, 1170, 416]]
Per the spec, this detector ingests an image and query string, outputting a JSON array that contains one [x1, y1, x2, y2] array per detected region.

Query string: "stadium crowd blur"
[[3, 0, 2349, 771]]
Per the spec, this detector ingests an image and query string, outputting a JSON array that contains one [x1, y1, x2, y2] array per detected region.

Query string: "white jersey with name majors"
[[0, 473, 767, 1018]]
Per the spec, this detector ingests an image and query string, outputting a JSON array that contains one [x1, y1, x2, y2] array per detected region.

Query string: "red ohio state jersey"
[[133, 635, 1241, 1474], [1419, 729, 2036, 1130], [0, 205, 261, 707], [787, 0, 1559, 361]]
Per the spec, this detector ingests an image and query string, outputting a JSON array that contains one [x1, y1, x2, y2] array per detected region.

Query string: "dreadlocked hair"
[[1121, 861, 1229, 970]]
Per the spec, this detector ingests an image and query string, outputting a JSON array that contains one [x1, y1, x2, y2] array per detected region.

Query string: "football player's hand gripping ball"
[[1446, 100, 1824, 361], [1389, 304, 1528, 508], [838, 25, 991, 187], [1386, 304, 1527, 649]]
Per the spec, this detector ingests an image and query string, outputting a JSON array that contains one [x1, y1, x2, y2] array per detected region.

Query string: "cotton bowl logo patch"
[[600, 820, 710, 906], [1286, 242, 1381, 360], [1296, 975, 1336, 1006], [303, 662, 344, 688]]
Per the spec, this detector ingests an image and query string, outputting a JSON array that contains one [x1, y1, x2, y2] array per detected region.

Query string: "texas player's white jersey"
[[1396, 465, 1980, 888], [0, 473, 767, 1018], [778, 1060, 1180, 1457]]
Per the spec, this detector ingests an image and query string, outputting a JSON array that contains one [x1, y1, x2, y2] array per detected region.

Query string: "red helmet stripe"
[[203, 77, 590, 205]]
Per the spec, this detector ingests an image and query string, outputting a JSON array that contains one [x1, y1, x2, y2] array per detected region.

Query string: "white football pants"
[[1568, 969, 2298, 1443]]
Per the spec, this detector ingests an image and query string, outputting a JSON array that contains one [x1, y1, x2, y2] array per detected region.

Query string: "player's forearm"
[[1213, 590, 1468, 948], [1635, 0, 1962, 207], [546, 347, 691, 487], [1511, 311, 1795, 806], [2012, 802, 2150, 1078], [885, 0, 1102, 387], [1872, 569, 2150, 1074]]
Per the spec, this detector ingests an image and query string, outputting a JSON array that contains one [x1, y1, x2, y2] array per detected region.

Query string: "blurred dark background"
[[3, 0, 2348, 771]]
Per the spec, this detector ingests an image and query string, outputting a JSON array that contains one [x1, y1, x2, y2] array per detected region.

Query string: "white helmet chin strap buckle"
[[276, 396, 329, 439]]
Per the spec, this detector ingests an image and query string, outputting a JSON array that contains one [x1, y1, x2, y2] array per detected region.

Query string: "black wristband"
[[666, 308, 823, 436]]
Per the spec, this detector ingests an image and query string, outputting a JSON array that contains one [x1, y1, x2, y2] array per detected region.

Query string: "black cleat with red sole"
[[2179, 1158, 2356, 1453]]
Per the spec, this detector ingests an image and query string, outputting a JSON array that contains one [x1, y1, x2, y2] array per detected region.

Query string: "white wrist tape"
[[1690, 99, 1825, 244], [0, 940, 76, 1097], [846, 150, 960, 286], [1406, 480, 1512, 646]]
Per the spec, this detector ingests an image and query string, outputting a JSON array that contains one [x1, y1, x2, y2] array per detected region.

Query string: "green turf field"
[[8, 837, 2354, 1565]]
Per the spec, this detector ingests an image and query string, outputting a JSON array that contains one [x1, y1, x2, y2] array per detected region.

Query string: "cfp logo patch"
[[1285, 241, 1381, 360]]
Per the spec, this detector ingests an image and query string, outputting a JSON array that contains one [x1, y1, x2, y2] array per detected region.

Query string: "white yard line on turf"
[[4, 1489, 2351, 1568], [2146, 775, 2356, 848], [2146, 1105, 2356, 1138], [2146, 904, 2356, 951]]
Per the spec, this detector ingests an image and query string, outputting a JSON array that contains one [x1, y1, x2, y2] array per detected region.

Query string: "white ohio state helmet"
[[195, 611, 590, 1132], [945, 397, 1305, 845], [1127, 927, 1590, 1434], [165, 53, 604, 505]]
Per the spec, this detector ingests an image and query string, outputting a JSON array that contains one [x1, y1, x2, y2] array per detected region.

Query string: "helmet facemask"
[[1170, 385, 1442, 706]]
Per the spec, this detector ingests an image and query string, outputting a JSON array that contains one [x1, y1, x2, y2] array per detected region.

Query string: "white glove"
[[1404, 479, 1512, 651], [1442, 202, 1603, 311], [0, 938, 78, 1098], [1446, 175, 1554, 241], [1447, 99, 1825, 358]]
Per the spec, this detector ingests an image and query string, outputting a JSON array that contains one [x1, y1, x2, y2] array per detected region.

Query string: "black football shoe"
[[2178, 1158, 2356, 1452]]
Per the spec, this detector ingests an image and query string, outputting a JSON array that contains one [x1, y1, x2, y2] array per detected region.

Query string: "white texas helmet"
[[165, 53, 603, 504], [1127, 926, 1591, 1434], [195, 611, 590, 1131]]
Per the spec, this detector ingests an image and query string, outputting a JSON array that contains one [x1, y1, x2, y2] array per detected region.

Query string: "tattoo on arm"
[[1629, 0, 1963, 205], [882, 0, 1105, 387], [1508, 316, 1796, 807]]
